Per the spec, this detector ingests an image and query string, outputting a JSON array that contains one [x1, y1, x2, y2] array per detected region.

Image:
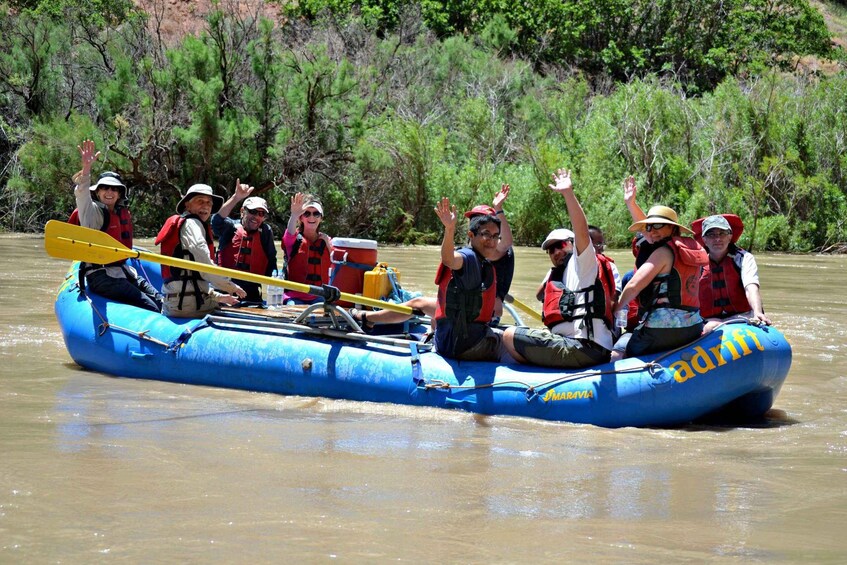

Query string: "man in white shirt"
[[502, 169, 616, 368]]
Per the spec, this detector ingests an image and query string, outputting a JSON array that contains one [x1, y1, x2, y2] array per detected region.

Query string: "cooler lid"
[[331, 237, 378, 250]]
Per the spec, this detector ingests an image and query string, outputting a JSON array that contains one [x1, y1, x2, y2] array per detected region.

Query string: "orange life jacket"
[[433, 256, 497, 326], [283, 232, 332, 300], [155, 214, 216, 309], [637, 236, 707, 312], [69, 204, 133, 265], [699, 247, 752, 318], [216, 224, 271, 276], [541, 253, 616, 334]]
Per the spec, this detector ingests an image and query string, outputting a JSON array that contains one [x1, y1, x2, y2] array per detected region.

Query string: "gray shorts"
[[453, 327, 506, 362], [512, 327, 610, 368]]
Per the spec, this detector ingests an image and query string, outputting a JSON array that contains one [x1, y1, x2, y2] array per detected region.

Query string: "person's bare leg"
[[702, 318, 721, 334], [502, 326, 528, 363]]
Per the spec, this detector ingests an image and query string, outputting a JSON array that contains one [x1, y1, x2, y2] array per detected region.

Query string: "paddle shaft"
[[44, 220, 413, 315], [504, 293, 543, 322]]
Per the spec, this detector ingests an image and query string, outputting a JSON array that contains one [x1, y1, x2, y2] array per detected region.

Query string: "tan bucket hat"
[[628, 205, 693, 234], [177, 184, 224, 214]]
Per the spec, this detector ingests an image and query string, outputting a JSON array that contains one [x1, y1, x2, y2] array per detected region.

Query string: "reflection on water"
[[2, 234, 847, 561]]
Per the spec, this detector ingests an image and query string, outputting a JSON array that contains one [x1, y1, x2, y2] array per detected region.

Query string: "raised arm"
[[435, 197, 463, 270], [74, 140, 104, 229], [287, 192, 308, 236], [75, 140, 101, 192], [623, 175, 647, 222], [218, 178, 254, 218], [549, 169, 591, 255], [492, 183, 513, 254]]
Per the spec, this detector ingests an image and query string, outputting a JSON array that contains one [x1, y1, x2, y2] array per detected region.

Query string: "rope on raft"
[[75, 283, 170, 348]]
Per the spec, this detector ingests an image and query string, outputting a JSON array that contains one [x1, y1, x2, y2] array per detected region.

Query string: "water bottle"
[[268, 270, 280, 308], [615, 307, 629, 328], [275, 270, 285, 306]]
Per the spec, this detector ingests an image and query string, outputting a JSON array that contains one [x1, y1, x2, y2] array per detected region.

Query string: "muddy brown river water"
[[1, 234, 845, 562]]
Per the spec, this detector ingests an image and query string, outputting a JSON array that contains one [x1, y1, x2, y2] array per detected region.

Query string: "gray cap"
[[702, 215, 732, 234]]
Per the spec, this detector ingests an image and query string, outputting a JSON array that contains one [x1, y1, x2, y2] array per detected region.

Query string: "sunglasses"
[[302, 211, 322, 218], [97, 185, 121, 192], [644, 223, 669, 232], [246, 208, 267, 218], [704, 229, 731, 238], [546, 239, 572, 253]]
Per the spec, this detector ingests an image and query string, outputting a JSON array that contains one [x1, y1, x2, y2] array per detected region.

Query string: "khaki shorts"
[[512, 327, 610, 368]]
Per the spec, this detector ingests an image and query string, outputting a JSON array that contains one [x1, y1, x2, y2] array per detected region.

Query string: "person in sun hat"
[[692, 213, 771, 332], [610, 176, 708, 360], [281, 192, 333, 304], [69, 139, 162, 312], [155, 183, 246, 318], [211, 180, 278, 305], [500, 169, 617, 368]]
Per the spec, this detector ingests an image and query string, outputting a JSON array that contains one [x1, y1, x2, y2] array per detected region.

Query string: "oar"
[[504, 293, 543, 322], [44, 220, 413, 315]]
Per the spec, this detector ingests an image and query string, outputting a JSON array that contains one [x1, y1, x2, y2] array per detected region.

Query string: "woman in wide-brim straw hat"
[[610, 176, 708, 361]]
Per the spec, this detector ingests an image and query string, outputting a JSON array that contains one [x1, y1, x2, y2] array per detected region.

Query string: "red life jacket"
[[637, 236, 707, 312], [216, 224, 271, 276], [283, 233, 332, 299], [68, 204, 133, 265], [433, 257, 497, 326], [699, 247, 752, 318], [540, 253, 616, 334], [154, 214, 216, 309]]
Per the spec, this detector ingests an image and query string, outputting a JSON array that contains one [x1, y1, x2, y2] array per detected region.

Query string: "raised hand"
[[290, 192, 307, 216], [434, 197, 458, 229], [77, 140, 101, 176], [233, 178, 254, 200], [492, 183, 510, 210], [623, 175, 637, 204], [548, 168, 573, 194]]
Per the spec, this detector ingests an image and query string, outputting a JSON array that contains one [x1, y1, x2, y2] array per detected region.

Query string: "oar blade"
[[44, 220, 136, 264]]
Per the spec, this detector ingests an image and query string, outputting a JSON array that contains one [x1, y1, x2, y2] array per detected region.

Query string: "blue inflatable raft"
[[54, 259, 792, 428]]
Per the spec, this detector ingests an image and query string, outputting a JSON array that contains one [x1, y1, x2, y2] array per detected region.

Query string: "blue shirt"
[[434, 247, 494, 357]]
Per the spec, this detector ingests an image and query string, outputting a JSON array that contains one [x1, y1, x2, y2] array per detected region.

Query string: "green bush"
[[0, 3, 844, 250]]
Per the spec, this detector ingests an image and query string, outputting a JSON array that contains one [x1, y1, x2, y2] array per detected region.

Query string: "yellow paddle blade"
[[45, 219, 138, 264], [44, 220, 414, 315]]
